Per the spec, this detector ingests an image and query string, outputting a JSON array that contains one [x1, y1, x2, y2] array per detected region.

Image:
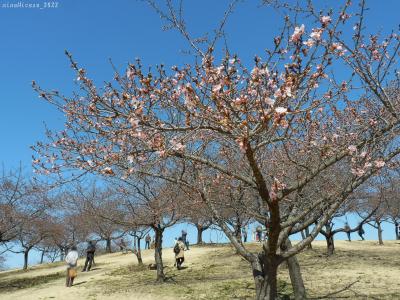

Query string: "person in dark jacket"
[[256, 226, 262, 242], [82, 241, 96, 272], [242, 227, 248, 243], [181, 230, 189, 250]]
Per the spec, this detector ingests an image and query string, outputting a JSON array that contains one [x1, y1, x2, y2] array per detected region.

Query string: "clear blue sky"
[[1, 0, 399, 269]]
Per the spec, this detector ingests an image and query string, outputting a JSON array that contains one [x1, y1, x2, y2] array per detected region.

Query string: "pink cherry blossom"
[[320, 16, 331, 26], [171, 140, 185, 151], [303, 39, 316, 47], [101, 167, 114, 175], [310, 28, 323, 41], [275, 107, 287, 114], [265, 97, 275, 106], [290, 24, 305, 43], [374, 160, 385, 168], [348, 145, 357, 153], [351, 168, 365, 177]]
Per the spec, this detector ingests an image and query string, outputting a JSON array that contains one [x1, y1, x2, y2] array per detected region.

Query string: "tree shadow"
[[308, 280, 365, 299]]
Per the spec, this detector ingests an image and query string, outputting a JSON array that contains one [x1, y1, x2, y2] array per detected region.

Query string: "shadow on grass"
[[72, 281, 87, 287], [0, 271, 65, 293]]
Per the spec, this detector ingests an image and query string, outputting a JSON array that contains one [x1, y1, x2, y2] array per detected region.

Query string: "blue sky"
[[1, 0, 400, 269]]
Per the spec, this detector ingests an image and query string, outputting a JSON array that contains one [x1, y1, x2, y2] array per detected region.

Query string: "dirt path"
[[0, 246, 215, 300]]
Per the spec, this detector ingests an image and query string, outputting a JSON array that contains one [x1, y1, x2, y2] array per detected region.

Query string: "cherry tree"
[[32, 1, 400, 298]]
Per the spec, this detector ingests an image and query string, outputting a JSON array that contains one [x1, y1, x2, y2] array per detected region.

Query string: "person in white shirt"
[[65, 245, 79, 287]]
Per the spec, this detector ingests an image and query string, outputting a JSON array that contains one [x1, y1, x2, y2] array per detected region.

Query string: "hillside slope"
[[0, 240, 399, 299]]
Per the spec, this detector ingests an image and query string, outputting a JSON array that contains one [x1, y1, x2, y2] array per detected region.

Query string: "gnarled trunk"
[[284, 240, 306, 300], [252, 253, 280, 300], [106, 238, 112, 253], [326, 234, 335, 256], [154, 226, 165, 282], [196, 224, 205, 244]]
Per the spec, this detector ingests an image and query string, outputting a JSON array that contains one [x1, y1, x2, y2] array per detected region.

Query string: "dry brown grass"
[[0, 240, 399, 299]]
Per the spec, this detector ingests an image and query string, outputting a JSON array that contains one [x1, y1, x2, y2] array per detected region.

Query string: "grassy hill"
[[0, 240, 399, 299]]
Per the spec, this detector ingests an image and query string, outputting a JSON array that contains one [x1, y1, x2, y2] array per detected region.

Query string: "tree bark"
[[196, 224, 204, 244], [234, 222, 243, 243], [377, 221, 384, 245], [326, 234, 335, 256], [154, 226, 165, 282], [106, 238, 112, 253], [59, 247, 65, 261], [23, 249, 29, 270], [394, 221, 399, 240], [284, 240, 306, 300], [134, 236, 143, 265], [304, 226, 312, 249], [40, 250, 45, 264], [253, 254, 279, 300]]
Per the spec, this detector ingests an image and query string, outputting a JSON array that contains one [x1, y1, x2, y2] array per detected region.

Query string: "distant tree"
[[0, 167, 30, 244], [128, 227, 150, 265], [12, 214, 49, 270], [67, 184, 127, 253]]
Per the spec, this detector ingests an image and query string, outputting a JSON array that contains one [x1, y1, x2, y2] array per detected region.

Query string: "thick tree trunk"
[[326, 234, 335, 256], [154, 227, 165, 282], [284, 240, 306, 300], [106, 238, 112, 253], [253, 255, 279, 300], [394, 221, 399, 240], [23, 249, 29, 270], [196, 224, 204, 244], [377, 221, 383, 245]]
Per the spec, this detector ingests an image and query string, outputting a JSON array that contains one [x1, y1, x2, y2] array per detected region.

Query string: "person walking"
[[358, 224, 365, 240], [145, 234, 151, 249], [82, 241, 96, 272], [174, 237, 185, 270], [181, 230, 189, 250], [242, 227, 248, 243], [256, 225, 262, 242], [344, 222, 351, 242], [65, 245, 79, 287]]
